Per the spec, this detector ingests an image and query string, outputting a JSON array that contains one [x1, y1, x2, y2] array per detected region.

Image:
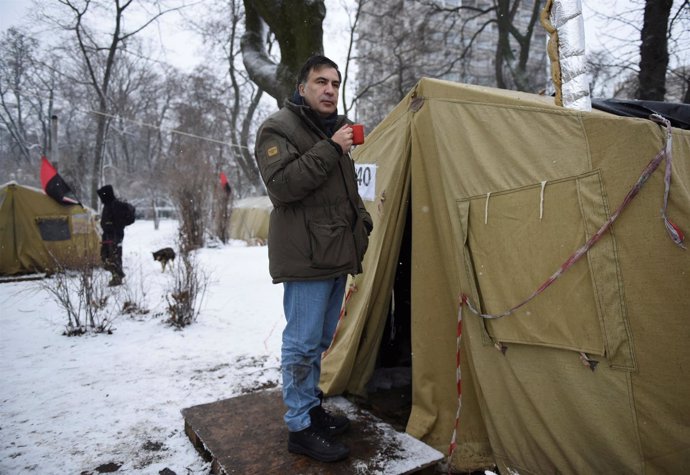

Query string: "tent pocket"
[[457, 170, 635, 370]]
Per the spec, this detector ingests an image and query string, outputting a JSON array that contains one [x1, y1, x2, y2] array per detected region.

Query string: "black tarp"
[[592, 98, 690, 130]]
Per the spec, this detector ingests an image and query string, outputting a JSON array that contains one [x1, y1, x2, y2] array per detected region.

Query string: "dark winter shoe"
[[108, 275, 123, 287], [309, 404, 350, 436], [288, 425, 350, 462]]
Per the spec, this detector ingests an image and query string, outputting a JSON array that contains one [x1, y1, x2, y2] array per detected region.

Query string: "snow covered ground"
[[0, 220, 285, 474]]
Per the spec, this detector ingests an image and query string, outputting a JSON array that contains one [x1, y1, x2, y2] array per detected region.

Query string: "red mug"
[[351, 124, 365, 145]]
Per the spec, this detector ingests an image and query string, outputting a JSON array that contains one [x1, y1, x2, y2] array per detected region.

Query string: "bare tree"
[[240, 0, 326, 106], [166, 67, 232, 250], [0, 28, 54, 170], [586, 0, 689, 102], [199, 0, 265, 196], [668, 1, 690, 103], [54, 0, 184, 208], [354, 0, 547, 128], [669, 64, 690, 103], [339, 0, 364, 117], [355, 0, 452, 126], [419, 0, 546, 90], [495, 0, 545, 90]]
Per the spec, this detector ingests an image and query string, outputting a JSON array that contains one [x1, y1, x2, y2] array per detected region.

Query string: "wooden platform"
[[182, 389, 443, 474]]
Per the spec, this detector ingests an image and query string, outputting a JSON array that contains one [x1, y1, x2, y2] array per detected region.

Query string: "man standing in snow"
[[97, 184, 133, 286], [254, 55, 373, 463]]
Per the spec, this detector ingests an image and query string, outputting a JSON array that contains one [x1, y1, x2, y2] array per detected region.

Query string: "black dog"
[[152, 247, 176, 272]]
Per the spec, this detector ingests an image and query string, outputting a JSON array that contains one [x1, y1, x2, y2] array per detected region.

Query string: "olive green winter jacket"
[[255, 101, 373, 283]]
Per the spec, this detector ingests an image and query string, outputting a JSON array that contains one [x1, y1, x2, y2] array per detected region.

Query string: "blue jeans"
[[281, 276, 346, 432]]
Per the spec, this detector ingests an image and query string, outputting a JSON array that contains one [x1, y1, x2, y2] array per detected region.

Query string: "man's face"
[[299, 66, 340, 117]]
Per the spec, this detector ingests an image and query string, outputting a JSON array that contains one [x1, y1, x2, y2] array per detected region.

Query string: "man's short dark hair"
[[297, 55, 341, 86]]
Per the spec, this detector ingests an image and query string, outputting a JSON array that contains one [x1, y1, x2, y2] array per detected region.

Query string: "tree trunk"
[[513, 0, 543, 92], [241, 0, 326, 106], [91, 110, 108, 209], [638, 0, 672, 101], [494, 0, 512, 89], [77, 0, 123, 209], [238, 88, 264, 193]]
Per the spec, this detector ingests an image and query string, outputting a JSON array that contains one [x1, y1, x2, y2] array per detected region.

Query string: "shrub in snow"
[[167, 147, 213, 253], [38, 263, 115, 335], [116, 264, 150, 317], [165, 250, 207, 328]]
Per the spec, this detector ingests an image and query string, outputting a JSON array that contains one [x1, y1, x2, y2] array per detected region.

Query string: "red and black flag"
[[220, 171, 231, 195], [40, 156, 80, 205]]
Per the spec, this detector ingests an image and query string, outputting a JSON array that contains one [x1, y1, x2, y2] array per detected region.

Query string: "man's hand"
[[331, 124, 354, 154]]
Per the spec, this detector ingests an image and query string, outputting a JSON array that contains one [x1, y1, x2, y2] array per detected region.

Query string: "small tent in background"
[[228, 196, 272, 244], [0, 182, 101, 275], [320, 78, 690, 473]]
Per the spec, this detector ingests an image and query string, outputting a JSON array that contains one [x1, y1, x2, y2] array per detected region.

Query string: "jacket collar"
[[287, 94, 344, 138]]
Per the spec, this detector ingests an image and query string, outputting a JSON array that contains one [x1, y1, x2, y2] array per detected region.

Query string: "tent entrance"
[[365, 202, 413, 431]]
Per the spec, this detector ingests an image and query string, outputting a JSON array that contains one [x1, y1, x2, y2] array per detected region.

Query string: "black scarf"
[[291, 90, 338, 137]]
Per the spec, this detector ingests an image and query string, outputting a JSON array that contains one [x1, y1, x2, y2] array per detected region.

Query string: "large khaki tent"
[[0, 182, 100, 275], [228, 196, 272, 243], [321, 79, 690, 473]]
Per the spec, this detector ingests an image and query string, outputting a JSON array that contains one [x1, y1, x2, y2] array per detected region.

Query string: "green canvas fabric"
[[0, 182, 100, 275], [319, 78, 690, 473]]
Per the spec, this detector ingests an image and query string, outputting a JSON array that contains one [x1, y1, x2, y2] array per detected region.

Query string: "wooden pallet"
[[182, 389, 443, 474]]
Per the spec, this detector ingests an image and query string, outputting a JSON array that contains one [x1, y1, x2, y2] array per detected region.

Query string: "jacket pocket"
[[308, 219, 352, 269]]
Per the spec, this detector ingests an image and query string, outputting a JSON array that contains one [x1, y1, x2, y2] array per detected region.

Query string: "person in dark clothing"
[[254, 55, 373, 463], [97, 185, 127, 286]]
